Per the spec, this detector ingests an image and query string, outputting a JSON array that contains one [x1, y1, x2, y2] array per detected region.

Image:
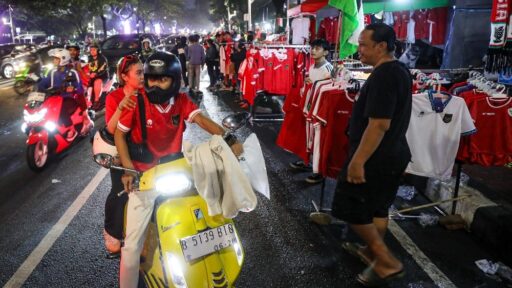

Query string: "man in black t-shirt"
[[316, 24, 412, 286]]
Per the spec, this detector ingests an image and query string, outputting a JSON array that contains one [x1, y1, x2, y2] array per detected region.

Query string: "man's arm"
[[192, 113, 243, 156], [192, 113, 227, 136], [347, 118, 391, 184]]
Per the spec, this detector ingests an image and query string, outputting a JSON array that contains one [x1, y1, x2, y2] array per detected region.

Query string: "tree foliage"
[[0, 0, 184, 40]]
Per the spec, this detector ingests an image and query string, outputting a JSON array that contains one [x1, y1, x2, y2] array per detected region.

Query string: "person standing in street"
[[187, 34, 205, 94], [171, 36, 189, 87], [289, 38, 333, 184], [205, 39, 219, 91], [330, 23, 412, 286]]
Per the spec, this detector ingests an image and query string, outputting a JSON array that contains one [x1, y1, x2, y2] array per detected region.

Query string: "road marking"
[[388, 220, 457, 288], [3, 168, 109, 288]]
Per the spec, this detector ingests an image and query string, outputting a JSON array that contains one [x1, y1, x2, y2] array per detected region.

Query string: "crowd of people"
[[28, 22, 414, 287]]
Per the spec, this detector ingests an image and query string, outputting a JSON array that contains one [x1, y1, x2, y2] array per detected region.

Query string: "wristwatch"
[[223, 132, 238, 147]]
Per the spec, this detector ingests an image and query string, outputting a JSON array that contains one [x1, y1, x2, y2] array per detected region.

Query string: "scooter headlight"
[[166, 253, 188, 288], [23, 108, 47, 123], [44, 121, 57, 132], [155, 173, 192, 195], [21, 122, 27, 133]]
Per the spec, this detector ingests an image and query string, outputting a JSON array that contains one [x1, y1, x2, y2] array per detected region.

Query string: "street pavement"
[[0, 75, 508, 288]]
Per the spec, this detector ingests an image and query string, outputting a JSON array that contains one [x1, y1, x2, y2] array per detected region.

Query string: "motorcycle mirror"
[[93, 153, 113, 169], [222, 112, 250, 131]]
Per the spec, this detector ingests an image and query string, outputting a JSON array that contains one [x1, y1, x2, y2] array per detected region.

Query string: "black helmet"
[[89, 41, 101, 52], [143, 51, 182, 104]]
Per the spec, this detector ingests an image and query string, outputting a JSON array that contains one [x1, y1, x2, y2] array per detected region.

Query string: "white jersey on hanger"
[[292, 17, 310, 45], [405, 92, 476, 180], [406, 11, 416, 44], [383, 12, 394, 26]]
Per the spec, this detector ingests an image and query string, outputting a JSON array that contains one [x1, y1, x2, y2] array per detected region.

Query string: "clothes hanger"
[[490, 84, 508, 99]]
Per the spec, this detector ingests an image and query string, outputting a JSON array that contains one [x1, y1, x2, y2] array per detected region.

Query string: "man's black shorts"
[[331, 169, 402, 225]]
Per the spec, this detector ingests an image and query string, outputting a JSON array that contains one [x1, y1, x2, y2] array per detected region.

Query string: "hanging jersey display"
[[461, 97, 512, 166], [292, 17, 311, 45], [406, 91, 476, 179]]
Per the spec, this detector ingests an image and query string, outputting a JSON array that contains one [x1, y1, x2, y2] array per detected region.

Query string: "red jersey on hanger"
[[465, 97, 512, 166], [315, 90, 353, 178], [272, 49, 294, 95], [412, 10, 429, 40], [428, 7, 448, 45]]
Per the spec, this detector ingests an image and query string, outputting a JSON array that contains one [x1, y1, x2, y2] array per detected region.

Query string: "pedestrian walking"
[[315, 23, 412, 287]]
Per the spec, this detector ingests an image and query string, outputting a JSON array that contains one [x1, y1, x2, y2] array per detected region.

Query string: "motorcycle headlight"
[[155, 173, 192, 195], [21, 122, 27, 133], [14, 61, 26, 71], [44, 121, 57, 132], [23, 108, 47, 123], [166, 253, 188, 288]]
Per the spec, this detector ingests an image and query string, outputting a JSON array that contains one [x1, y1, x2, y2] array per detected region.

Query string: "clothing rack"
[[253, 44, 310, 49]]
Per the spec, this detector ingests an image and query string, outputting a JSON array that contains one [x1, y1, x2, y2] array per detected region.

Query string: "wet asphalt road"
[[0, 75, 509, 288]]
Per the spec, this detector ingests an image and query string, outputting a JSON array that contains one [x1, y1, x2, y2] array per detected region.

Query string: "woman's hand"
[[121, 172, 137, 193], [118, 94, 137, 112]]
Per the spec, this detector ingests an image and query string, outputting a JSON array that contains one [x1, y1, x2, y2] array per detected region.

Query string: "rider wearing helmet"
[[115, 51, 243, 288], [140, 38, 154, 62], [87, 41, 109, 108], [38, 48, 92, 133], [66, 42, 88, 86], [38, 48, 84, 96]]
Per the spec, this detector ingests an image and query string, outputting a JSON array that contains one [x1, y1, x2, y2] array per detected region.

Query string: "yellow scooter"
[[93, 113, 250, 288]]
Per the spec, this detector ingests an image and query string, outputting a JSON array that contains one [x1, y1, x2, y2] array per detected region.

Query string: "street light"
[[3, 5, 15, 43], [248, 0, 255, 31]]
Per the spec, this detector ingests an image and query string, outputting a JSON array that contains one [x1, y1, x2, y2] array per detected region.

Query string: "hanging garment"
[[292, 17, 311, 45], [406, 92, 476, 180]]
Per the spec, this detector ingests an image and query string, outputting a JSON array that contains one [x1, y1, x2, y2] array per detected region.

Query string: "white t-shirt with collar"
[[405, 92, 476, 179]]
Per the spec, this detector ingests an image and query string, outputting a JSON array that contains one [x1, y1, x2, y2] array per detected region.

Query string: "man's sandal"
[[341, 242, 372, 266], [356, 266, 405, 287]]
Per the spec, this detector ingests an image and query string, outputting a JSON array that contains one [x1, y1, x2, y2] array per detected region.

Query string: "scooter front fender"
[[141, 195, 243, 288], [26, 129, 48, 146]]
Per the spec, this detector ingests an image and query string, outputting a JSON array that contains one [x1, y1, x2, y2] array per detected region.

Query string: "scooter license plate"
[[180, 224, 237, 262], [27, 92, 45, 103]]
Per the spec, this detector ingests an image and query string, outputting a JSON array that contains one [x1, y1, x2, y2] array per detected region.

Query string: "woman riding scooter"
[[99, 55, 140, 255], [114, 51, 243, 288], [87, 41, 109, 110]]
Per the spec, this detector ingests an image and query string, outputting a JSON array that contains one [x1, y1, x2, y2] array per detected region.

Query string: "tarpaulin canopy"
[[364, 0, 450, 14], [288, 0, 451, 17]]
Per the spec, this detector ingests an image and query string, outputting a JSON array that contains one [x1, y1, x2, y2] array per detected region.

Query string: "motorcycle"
[[13, 63, 53, 96], [92, 112, 251, 288], [22, 87, 93, 171]]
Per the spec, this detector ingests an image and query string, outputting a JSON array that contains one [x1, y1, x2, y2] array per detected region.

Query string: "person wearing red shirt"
[[101, 55, 139, 256], [115, 52, 243, 288]]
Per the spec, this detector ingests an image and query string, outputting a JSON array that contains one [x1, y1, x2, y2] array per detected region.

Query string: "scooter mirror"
[[93, 153, 113, 169], [222, 112, 250, 131]]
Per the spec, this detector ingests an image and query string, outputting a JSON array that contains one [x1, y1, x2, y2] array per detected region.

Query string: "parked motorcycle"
[[22, 88, 93, 171], [92, 112, 251, 288], [13, 63, 53, 96]]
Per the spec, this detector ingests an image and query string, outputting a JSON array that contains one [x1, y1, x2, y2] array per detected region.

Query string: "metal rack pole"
[[451, 162, 463, 215]]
